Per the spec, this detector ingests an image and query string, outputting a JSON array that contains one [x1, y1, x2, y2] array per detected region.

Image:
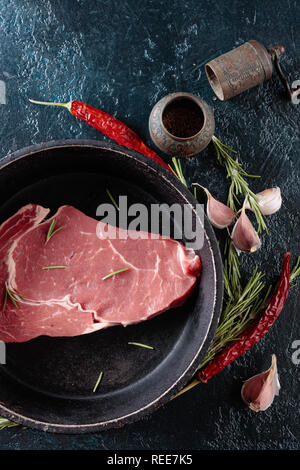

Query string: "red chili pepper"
[[199, 252, 291, 383], [29, 99, 170, 172]]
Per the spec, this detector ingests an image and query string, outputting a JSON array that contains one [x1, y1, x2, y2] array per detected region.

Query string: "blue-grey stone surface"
[[0, 0, 299, 450]]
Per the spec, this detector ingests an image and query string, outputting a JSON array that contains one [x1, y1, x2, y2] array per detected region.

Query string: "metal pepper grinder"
[[205, 40, 300, 103]]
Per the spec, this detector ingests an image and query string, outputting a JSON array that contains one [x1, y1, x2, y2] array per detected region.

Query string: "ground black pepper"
[[162, 98, 204, 138]]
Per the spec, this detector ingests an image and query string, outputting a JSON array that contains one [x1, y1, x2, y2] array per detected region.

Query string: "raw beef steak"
[[0, 205, 201, 342]]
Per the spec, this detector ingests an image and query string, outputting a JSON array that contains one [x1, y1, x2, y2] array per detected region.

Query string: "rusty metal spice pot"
[[149, 92, 215, 157]]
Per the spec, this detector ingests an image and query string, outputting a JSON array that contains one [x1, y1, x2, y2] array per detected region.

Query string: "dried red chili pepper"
[[199, 252, 291, 383], [29, 99, 170, 172]]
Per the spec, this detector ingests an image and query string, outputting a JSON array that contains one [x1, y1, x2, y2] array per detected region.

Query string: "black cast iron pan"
[[0, 140, 223, 433]]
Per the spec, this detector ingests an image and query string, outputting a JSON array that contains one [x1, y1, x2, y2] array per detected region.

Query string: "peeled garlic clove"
[[256, 187, 282, 215], [231, 207, 261, 253], [241, 355, 280, 412], [198, 186, 236, 229]]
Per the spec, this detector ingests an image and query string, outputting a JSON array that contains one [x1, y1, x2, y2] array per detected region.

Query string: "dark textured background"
[[0, 0, 299, 450]]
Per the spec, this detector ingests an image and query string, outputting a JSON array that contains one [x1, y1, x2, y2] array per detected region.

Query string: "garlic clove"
[[246, 187, 282, 216], [196, 185, 236, 229], [256, 187, 282, 215], [241, 354, 280, 412], [231, 207, 261, 253]]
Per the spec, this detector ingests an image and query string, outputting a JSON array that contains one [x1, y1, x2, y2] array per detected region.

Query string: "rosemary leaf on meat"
[[102, 268, 129, 280], [128, 342, 154, 350], [2, 285, 27, 312], [45, 219, 65, 244], [42, 265, 67, 270], [93, 371, 103, 393]]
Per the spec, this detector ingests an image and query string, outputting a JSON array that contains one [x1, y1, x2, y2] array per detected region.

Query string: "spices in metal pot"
[[162, 97, 204, 138]]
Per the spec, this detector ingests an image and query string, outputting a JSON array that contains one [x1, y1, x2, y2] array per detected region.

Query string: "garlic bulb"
[[231, 207, 261, 253], [195, 185, 236, 229], [241, 354, 280, 412], [246, 187, 282, 216]]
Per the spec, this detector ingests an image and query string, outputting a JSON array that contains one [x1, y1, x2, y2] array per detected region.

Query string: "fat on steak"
[[0, 205, 201, 342]]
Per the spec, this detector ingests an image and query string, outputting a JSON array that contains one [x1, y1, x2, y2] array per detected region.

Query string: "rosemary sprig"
[[42, 265, 67, 270], [169, 149, 271, 369], [93, 371, 103, 393], [169, 157, 187, 187], [200, 268, 271, 368], [102, 268, 129, 280], [212, 136, 267, 234], [2, 285, 27, 312], [174, 256, 299, 403], [128, 342, 154, 350], [45, 219, 65, 244], [223, 238, 241, 302], [290, 256, 300, 283], [106, 188, 119, 211], [0, 417, 19, 431]]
